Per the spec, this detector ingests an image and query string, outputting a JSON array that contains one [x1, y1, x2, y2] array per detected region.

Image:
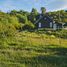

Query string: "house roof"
[[35, 14, 53, 24], [63, 23, 67, 26]]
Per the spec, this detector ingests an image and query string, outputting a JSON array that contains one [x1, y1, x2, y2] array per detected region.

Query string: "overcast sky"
[[0, 0, 67, 12]]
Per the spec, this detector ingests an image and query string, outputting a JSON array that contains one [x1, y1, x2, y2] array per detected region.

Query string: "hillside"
[[0, 9, 67, 67], [0, 31, 67, 67]]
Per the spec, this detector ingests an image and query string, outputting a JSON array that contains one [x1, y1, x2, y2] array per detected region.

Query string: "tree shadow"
[[23, 46, 67, 56], [0, 47, 67, 67], [13, 54, 67, 67]]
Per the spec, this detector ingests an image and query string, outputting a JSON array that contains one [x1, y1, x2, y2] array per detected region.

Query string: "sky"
[[0, 0, 67, 12]]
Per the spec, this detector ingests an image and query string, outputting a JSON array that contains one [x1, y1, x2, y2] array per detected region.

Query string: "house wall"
[[56, 23, 62, 29], [38, 22, 41, 28], [53, 23, 57, 30], [36, 21, 50, 28], [35, 15, 54, 29], [50, 22, 53, 28]]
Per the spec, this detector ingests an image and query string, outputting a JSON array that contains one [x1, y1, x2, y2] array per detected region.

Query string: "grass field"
[[0, 31, 67, 67]]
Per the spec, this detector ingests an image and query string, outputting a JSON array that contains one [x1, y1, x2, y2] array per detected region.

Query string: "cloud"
[[47, 0, 67, 11], [32, 0, 67, 11], [0, 0, 67, 12]]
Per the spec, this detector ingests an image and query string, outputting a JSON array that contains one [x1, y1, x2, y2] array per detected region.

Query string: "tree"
[[22, 21, 35, 31], [10, 10, 18, 15], [29, 8, 38, 23], [31, 8, 38, 16], [8, 16, 21, 29], [41, 7, 46, 14], [16, 14, 26, 23]]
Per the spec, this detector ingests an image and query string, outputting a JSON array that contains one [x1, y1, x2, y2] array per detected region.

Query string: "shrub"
[[22, 21, 35, 31]]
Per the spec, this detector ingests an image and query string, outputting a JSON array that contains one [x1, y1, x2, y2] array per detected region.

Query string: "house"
[[63, 23, 67, 30], [55, 22, 63, 29], [34, 14, 63, 30]]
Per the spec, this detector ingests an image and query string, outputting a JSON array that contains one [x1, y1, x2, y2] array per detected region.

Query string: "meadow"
[[0, 31, 67, 67], [0, 8, 67, 67]]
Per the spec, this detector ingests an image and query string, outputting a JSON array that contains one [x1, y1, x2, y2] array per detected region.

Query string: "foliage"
[[41, 7, 46, 14], [28, 8, 38, 23], [0, 31, 67, 67], [0, 8, 67, 67], [22, 21, 35, 31]]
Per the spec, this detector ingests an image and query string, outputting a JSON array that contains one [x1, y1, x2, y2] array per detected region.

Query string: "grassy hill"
[[0, 9, 67, 67], [0, 31, 67, 67]]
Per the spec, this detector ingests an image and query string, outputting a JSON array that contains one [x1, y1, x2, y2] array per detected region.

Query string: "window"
[[44, 18, 46, 20], [53, 23, 57, 30], [39, 22, 41, 28], [50, 22, 52, 28]]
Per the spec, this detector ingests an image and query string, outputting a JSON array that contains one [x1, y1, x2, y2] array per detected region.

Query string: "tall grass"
[[0, 31, 67, 67]]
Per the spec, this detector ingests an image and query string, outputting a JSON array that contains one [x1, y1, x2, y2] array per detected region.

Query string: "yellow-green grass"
[[14, 32, 67, 48], [0, 32, 67, 67]]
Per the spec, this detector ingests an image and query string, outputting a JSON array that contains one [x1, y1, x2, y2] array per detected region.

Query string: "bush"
[[22, 21, 35, 31], [0, 22, 16, 37]]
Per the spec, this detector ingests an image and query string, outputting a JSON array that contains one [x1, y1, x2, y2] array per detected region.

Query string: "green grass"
[[0, 31, 67, 67], [0, 47, 67, 67]]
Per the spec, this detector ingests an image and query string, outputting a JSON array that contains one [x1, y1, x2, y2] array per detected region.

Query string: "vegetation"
[[0, 8, 67, 67], [0, 31, 67, 67]]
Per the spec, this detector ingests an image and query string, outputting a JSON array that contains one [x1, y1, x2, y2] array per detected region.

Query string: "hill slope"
[[0, 31, 67, 67]]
